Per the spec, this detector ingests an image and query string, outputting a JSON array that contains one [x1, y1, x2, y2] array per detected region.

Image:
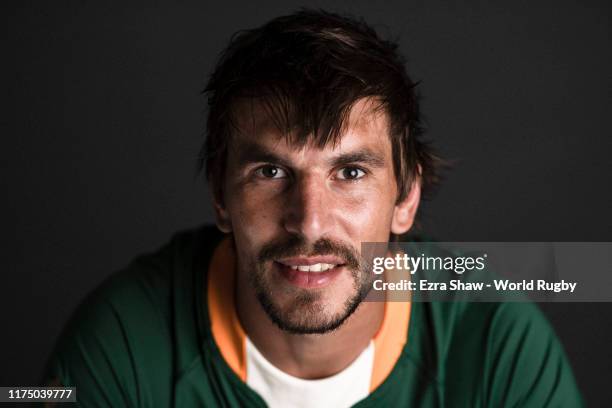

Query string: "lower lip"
[[275, 262, 345, 289]]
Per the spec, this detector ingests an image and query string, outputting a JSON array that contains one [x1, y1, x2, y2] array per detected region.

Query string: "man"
[[46, 9, 584, 407]]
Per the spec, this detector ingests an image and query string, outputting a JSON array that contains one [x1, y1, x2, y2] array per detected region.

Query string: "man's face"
[[217, 99, 412, 334]]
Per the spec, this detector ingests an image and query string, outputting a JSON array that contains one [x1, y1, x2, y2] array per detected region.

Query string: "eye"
[[256, 165, 288, 179], [336, 166, 366, 180]]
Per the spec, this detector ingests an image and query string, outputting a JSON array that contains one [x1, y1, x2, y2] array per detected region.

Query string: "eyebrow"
[[236, 142, 387, 169], [236, 142, 293, 168], [329, 149, 386, 169]]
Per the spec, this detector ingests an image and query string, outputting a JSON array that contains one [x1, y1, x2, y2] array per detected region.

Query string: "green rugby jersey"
[[45, 225, 584, 407]]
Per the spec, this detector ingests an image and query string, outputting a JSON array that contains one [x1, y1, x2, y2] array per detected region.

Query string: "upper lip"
[[275, 256, 345, 266]]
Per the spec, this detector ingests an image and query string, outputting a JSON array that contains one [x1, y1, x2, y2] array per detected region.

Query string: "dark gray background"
[[4, 0, 611, 405]]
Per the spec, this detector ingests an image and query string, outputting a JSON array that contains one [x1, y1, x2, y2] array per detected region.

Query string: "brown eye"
[[337, 166, 365, 180], [257, 165, 287, 179]]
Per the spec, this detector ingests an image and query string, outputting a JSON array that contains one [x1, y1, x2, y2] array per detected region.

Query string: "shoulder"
[[56, 224, 221, 341], [421, 301, 585, 407], [45, 225, 223, 406]]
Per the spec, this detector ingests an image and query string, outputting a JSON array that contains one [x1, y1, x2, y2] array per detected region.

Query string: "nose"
[[282, 174, 334, 241]]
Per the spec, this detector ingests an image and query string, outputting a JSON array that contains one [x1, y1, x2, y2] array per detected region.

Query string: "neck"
[[235, 275, 385, 379]]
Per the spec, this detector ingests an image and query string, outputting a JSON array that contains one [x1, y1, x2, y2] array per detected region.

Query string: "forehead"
[[228, 98, 392, 157]]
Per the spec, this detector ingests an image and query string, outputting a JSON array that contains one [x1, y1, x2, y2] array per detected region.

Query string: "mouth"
[[274, 257, 346, 289]]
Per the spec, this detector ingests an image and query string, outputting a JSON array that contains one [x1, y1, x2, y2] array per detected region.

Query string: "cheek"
[[226, 182, 282, 239], [336, 184, 397, 239]]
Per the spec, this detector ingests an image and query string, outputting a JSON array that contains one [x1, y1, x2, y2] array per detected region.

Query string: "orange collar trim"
[[207, 237, 411, 390]]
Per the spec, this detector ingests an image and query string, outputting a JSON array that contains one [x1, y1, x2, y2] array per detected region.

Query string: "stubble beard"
[[250, 236, 374, 335]]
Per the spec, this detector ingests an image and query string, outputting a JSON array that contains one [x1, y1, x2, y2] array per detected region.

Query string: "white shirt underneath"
[[245, 337, 375, 408]]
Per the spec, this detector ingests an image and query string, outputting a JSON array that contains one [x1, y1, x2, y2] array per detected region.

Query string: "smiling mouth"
[[273, 259, 346, 288], [279, 262, 338, 272]]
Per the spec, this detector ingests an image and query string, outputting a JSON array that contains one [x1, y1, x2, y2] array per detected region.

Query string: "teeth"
[[286, 263, 336, 273]]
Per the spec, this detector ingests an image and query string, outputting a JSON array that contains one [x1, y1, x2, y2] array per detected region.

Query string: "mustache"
[[258, 235, 361, 270]]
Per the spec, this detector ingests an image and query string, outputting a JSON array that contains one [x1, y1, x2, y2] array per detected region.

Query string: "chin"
[[256, 286, 364, 335]]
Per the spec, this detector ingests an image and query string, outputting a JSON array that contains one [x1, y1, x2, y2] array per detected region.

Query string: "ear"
[[209, 179, 232, 233], [391, 172, 422, 235]]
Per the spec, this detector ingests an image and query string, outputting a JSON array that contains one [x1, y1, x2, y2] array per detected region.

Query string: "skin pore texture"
[[212, 98, 421, 379]]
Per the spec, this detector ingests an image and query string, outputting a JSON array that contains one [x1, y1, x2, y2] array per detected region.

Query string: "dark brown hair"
[[200, 9, 442, 203]]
